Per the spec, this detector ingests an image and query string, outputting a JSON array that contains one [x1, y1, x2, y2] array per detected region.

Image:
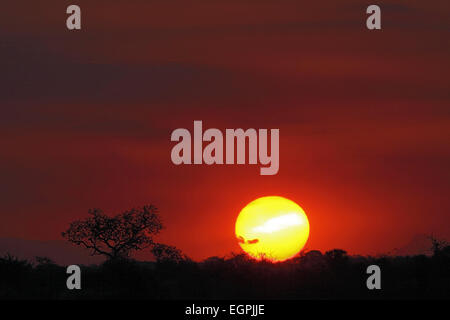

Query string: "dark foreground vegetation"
[[2, 206, 448, 299], [1, 245, 449, 299]]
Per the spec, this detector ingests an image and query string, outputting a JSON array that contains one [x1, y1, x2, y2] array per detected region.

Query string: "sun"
[[235, 196, 310, 262]]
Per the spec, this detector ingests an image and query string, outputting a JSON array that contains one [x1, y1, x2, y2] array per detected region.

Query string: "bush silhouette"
[[0, 244, 449, 299]]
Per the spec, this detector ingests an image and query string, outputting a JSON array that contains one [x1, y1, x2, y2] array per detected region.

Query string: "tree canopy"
[[62, 205, 162, 260]]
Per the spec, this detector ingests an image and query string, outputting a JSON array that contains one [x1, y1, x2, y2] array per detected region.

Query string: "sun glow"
[[235, 196, 310, 262], [252, 213, 304, 233]]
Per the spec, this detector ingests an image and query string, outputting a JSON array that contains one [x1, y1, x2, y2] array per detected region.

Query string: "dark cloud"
[[0, 37, 235, 105]]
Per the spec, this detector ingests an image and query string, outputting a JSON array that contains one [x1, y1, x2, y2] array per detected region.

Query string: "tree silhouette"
[[62, 205, 162, 260]]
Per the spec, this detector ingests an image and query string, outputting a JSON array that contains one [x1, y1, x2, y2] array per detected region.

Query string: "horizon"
[[0, 231, 440, 266]]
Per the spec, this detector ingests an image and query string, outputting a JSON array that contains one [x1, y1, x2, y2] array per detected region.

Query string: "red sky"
[[0, 0, 449, 261]]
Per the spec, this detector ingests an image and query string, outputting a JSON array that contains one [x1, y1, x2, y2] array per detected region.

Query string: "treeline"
[[1, 246, 449, 299]]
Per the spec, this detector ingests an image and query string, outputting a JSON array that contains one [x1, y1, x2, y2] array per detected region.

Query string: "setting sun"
[[235, 196, 310, 262]]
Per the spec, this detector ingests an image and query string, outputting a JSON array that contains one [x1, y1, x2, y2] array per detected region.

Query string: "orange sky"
[[0, 0, 449, 260]]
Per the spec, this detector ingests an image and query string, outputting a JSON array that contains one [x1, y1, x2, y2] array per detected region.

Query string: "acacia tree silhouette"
[[62, 205, 162, 260]]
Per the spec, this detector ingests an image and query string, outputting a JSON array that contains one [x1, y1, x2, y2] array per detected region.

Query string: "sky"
[[0, 0, 449, 261]]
